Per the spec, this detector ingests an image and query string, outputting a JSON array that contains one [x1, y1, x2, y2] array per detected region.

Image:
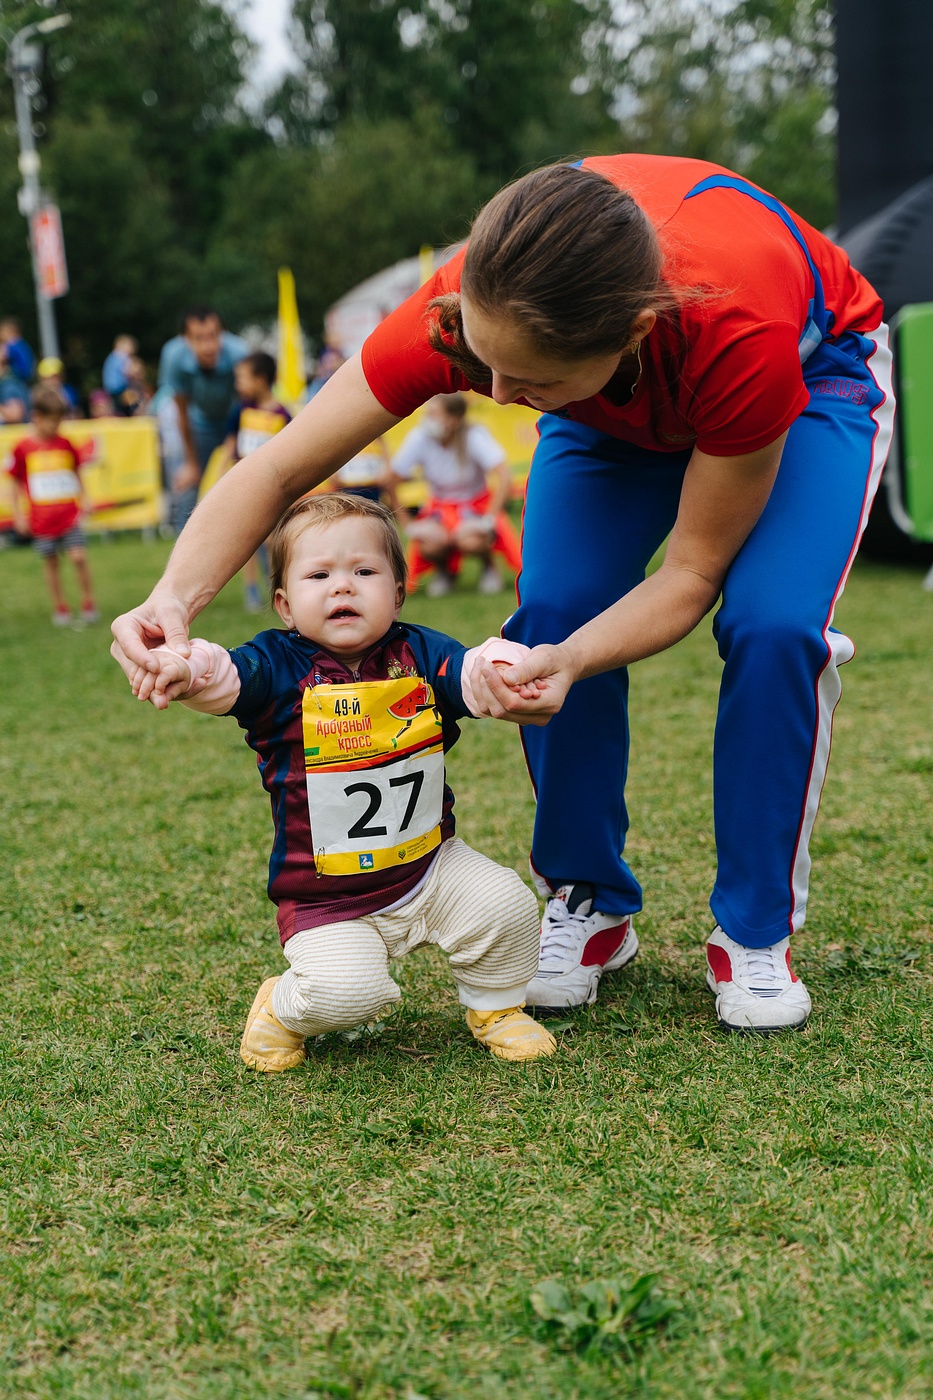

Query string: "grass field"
[[2, 534, 932, 1399]]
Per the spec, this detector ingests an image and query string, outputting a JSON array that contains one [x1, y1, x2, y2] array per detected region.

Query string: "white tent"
[[324, 244, 463, 359]]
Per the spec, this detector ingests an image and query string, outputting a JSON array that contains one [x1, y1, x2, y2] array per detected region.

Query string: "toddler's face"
[[32, 410, 62, 439], [273, 517, 403, 665], [234, 363, 264, 401]]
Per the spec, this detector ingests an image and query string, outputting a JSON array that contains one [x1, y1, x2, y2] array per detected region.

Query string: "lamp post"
[[5, 14, 71, 360]]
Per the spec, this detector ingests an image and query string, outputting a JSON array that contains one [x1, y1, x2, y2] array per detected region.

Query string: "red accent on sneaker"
[[706, 942, 733, 984], [785, 947, 798, 982], [581, 920, 629, 968]]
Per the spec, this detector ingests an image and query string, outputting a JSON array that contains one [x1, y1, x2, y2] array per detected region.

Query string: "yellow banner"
[[0, 417, 161, 532]]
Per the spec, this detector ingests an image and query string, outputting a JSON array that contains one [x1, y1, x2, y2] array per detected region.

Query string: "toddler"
[[8, 386, 99, 625], [124, 493, 555, 1069], [219, 351, 291, 612]]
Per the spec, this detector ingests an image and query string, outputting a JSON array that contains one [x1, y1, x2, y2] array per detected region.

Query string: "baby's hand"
[[116, 643, 192, 710], [490, 658, 544, 701]]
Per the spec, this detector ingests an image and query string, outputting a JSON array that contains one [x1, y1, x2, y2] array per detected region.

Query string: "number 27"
[[345, 771, 425, 840]]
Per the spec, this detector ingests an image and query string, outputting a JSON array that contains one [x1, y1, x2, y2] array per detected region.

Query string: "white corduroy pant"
[[271, 837, 540, 1035]]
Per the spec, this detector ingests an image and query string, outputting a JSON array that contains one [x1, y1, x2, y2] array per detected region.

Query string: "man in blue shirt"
[[0, 345, 29, 424], [158, 307, 248, 533], [0, 317, 35, 384]]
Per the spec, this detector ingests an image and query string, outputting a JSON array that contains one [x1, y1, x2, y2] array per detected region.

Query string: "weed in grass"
[[530, 1273, 678, 1358]]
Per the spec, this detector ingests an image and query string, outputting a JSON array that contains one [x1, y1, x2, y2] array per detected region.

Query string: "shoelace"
[[539, 897, 599, 968], [741, 944, 787, 997]]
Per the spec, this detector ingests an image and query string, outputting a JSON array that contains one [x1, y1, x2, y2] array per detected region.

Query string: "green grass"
[[1, 535, 932, 1398]]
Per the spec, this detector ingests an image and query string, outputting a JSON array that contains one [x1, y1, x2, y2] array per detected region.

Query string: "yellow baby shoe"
[[240, 976, 306, 1072], [465, 1005, 557, 1061]]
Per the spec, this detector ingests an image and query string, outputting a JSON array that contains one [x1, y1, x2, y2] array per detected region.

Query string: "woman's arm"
[[473, 435, 787, 723], [111, 356, 401, 669]]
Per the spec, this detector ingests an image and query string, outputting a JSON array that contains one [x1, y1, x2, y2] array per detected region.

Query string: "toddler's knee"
[[289, 968, 400, 1033], [447, 865, 541, 983], [504, 867, 541, 922]]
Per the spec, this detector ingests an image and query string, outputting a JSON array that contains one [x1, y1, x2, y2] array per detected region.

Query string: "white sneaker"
[[477, 565, 503, 595], [706, 925, 811, 1032], [426, 572, 453, 598], [525, 882, 638, 1009]]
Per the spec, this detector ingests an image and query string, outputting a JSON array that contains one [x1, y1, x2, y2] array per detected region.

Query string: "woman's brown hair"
[[428, 162, 680, 381]]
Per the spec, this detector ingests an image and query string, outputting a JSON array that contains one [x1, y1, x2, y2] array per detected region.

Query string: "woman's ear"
[[631, 308, 658, 343], [273, 590, 294, 628]]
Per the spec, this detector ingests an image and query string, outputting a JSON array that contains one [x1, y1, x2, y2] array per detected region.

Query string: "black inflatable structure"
[[834, 0, 933, 559], [840, 176, 933, 320]]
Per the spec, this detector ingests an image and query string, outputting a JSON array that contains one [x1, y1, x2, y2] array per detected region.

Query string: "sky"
[[237, 0, 297, 96]]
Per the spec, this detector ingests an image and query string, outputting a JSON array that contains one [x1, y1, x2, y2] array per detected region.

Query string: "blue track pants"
[[504, 327, 895, 948]]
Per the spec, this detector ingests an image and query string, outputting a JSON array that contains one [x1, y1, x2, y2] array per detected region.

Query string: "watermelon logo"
[[388, 681, 439, 739], [387, 681, 430, 720]]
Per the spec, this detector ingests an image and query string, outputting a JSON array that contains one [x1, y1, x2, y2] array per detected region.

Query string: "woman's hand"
[[110, 590, 193, 677], [470, 644, 580, 725]]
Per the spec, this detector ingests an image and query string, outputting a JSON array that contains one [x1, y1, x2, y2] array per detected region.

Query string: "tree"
[[44, 110, 197, 369], [204, 115, 483, 337], [0, 0, 840, 374], [267, 0, 619, 181], [606, 0, 835, 226], [0, 0, 265, 365]]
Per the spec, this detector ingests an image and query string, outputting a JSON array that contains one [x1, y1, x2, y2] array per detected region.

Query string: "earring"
[[629, 340, 639, 354]]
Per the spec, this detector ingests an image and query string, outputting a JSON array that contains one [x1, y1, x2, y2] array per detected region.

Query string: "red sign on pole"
[[31, 205, 69, 300]]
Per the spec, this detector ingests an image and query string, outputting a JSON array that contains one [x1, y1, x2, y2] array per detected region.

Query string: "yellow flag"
[[276, 266, 306, 410], [418, 244, 435, 286]]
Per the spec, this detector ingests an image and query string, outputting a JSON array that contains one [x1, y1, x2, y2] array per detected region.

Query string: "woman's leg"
[[504, 415, 689, 916], [711, 328, 895, 950]]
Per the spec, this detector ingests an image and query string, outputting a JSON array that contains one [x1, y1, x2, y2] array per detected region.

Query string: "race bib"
[[337, 450, 384, 488], [302, 675, 445, 876], [27, 449, 80, 503], [236, 408, 287, 459]]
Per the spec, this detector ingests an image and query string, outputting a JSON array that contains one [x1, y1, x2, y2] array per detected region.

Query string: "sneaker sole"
[[705, 969, 810, 1034]]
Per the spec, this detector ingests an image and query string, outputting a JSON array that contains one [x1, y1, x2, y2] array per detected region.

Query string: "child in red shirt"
[[8, 386, 99, 625]]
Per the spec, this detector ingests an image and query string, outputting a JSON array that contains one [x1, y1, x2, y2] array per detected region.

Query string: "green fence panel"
[[895, 302, 933, 542]]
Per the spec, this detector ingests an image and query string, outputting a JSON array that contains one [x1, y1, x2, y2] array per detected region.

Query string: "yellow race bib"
[[302, 676, 445, 876], [26, 447, 80, 504]]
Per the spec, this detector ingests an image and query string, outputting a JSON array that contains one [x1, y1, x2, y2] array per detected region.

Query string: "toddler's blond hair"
[[267, 492, 408, 602]]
